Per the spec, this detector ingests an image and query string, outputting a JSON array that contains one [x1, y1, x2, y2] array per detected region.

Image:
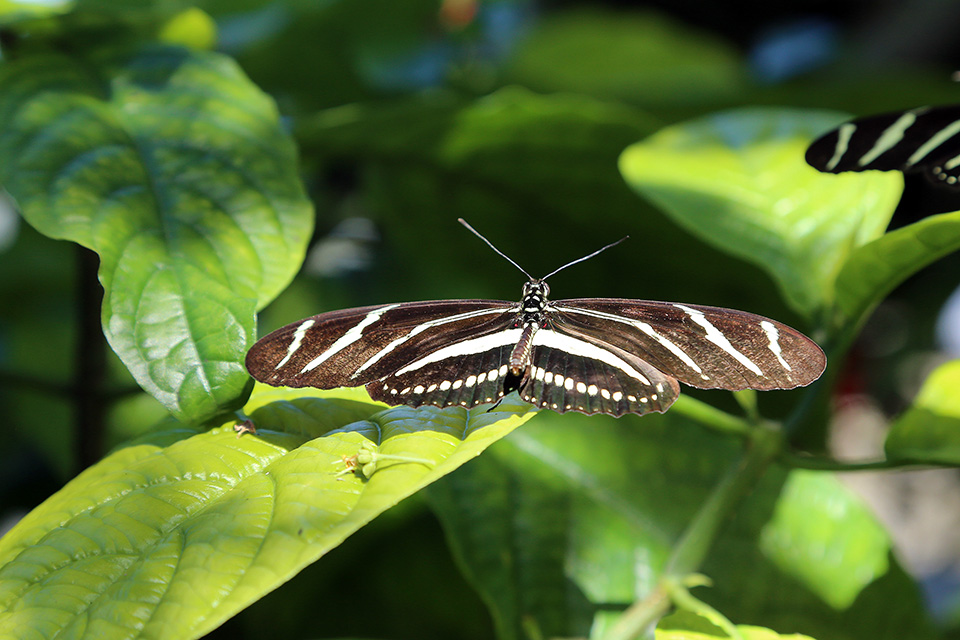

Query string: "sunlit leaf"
[[833, 211, 960, 341], [0, 386, 536, 639], [619, 108, 902, 318], [657, 611, 817, 639], [758, 470, 890, 609], [886, 359, 960, 464]]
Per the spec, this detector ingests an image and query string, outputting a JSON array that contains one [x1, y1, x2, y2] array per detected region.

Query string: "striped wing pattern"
[[247, 295, 825, 418], [552, 300, 825, 391], [368, 334, 523, 409], [805, 105, 960, 188], [245, 300, 516, 388], [518, 331, 679, 416]]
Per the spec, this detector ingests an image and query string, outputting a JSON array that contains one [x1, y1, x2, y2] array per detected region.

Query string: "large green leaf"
[[428, 411, 711, 640], [833, 210, 960, 340], [0, 46, 313, 424], [885, 359, 960, 464], [0, 386, 536, 640], [429, 410, 933, 640], [619, 108, 902, 318]]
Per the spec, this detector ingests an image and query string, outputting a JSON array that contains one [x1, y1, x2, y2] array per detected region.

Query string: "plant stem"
[[604, 425, 782, 640], [668, 427, 781, 576], [779, 450, 951, 471], [74, 246, 107, 473], [669, 395, 753, 438]]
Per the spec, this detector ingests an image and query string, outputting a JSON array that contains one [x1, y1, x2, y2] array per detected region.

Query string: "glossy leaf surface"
[[0, 46, 313, 423]]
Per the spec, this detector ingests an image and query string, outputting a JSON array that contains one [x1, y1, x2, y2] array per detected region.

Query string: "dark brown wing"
[[518, 328, 679, 417], [246, 300, 516, 389], [366, 328, 524, 409], [550, 299, 825, 391]]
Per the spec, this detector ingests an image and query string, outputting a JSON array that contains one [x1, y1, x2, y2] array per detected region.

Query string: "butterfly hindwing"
[[366, 331, 523, 409], [518, 328, 679, 416]]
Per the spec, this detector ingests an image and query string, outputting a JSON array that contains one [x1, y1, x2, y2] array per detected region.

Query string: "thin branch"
[[779, 450, 956, 472], [605, 426, 782, 639], [74, 246, 108, 472], [0, 370, 71, 396], [668, 395, 753, 438]]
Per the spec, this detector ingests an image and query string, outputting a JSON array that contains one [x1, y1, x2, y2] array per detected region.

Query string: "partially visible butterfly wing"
[[805, 105, 960, 188], [246, 300, 516, 389], [366, 328, 524, 409], [551, 299, 825, 391], [519, 328, 679, 417]]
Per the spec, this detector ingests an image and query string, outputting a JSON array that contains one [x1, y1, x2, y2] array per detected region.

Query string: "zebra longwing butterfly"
[[246, 221, 826, 417], [806, 104, 960, 188]]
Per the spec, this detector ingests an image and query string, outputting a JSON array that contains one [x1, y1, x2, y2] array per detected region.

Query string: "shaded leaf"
[[0, 386, 536, 639], [428, 410, 714, 640], [619, 108, 902, 318], [886, 359, 960, 464], [298, 87, 773, 310], [429, 410, 933, 640], [0, 46, 313, 424]]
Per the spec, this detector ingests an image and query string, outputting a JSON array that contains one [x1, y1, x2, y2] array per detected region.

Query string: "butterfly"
[[806, 104, 960, 188], [246, 220, 826, 417]]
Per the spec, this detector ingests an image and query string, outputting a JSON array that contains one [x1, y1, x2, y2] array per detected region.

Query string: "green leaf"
[[0, 46, 313, 424], [428, 411, 718, 640], [833, 210, 960, 340], [885, 359, 960, 464], [0, 0, 71, 22], [657, 611, 817, 640], [619, 108, 902, 318], [758, 470, 890, 609], [505, 9, 746, 106], [704, 472, 935, 640], [429, 411, 933, 640], [0, 386, 536, 640]]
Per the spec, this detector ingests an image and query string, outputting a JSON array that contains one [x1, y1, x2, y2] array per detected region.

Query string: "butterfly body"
[[246, 278, 826, 417]]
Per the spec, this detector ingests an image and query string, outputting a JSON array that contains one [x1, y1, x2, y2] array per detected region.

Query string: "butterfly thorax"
[[518, 280, 549, 317], [509, 280, 551, 375]]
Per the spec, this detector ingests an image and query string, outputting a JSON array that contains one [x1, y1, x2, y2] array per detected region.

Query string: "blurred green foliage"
[[0, 2, 958, 640]]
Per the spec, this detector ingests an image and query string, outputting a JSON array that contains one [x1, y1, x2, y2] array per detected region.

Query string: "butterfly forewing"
[[245, 300, 515, 389], [806, 105, 960, 188], [552, 300, 825, 391]]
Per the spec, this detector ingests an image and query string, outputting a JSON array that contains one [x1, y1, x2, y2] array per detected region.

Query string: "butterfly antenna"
[[458, 218, 534, 280], [540, 235, 629, 281]]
